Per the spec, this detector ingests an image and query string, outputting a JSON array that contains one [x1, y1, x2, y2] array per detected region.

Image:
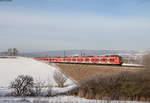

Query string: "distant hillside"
[[20, 50, 141, 57]]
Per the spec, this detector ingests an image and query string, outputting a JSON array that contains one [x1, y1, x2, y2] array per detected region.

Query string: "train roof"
[[36, 55, 122, 58]]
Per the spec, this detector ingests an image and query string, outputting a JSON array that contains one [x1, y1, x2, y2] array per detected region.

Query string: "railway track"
[[50, 62, 144, 70]]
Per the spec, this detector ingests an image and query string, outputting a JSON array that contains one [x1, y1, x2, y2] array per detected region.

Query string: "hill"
[[20, 50, 141, 57], [0, 57, 74, 87]]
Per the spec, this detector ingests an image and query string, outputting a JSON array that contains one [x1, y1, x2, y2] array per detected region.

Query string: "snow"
[[0, 85, 77, 97], [122, 63, 143, 67], [0, 57, 77, 96], [51, 84, 77, 95], [0, 88, 11, 97], [0, 57, 75, 87], [0, 96, 148, 103]]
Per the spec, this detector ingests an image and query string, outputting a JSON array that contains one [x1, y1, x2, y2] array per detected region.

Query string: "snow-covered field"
[[0, 57, 77, 96], [0, 96, 148, 103]]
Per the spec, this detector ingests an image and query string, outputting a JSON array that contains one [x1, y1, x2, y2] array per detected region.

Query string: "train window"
[[106, 59, 110, 61], [92, 59, 95, 61], [72, 59, 76, 61], [102, 59, 106, 61], [110, 59, 114, 61], [85, 59, 89, 61], [95, 59, 99, 61]]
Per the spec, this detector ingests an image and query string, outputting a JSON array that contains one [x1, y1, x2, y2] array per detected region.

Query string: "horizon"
[[0, 49, 144, 54], [0, 0, 150, 52]]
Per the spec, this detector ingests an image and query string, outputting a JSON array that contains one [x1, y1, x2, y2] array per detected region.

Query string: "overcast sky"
[[0, 0, 150, 52]]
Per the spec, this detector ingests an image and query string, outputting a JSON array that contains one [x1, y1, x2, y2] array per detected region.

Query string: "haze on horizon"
[[0, 0, 150, 52]]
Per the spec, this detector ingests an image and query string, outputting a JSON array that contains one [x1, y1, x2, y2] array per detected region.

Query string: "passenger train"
[[35, 55, 123, 65]]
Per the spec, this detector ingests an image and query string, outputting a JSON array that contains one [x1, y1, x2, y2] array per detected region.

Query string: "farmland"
[[55, 63, 142, 82]]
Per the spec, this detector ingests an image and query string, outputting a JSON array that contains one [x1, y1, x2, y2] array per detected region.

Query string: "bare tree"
[[10, 75, 34, 96], [7, 48, 19, 56], [8, 48, 13, 56], [34, 79, 45, 96], [53, 71, 67, 87], [12, 48, 18, 56]]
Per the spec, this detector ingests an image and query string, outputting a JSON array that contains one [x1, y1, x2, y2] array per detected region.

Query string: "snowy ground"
[[0, 57, 77, 96], [0, 96, 148, 103], [122, 63, 143, 67]]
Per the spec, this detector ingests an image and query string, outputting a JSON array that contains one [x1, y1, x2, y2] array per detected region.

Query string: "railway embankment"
[[56, 63, 142, 82]]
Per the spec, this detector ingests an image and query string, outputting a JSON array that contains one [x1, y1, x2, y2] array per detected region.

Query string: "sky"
[[0, 0, 150, 52]]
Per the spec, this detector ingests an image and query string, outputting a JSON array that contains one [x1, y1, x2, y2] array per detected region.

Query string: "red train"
[[35, 55, 123, 65]]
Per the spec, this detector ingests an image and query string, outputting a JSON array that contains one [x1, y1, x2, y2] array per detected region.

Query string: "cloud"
[[0, 11, 150, 51], [1, 11, 149, 32]]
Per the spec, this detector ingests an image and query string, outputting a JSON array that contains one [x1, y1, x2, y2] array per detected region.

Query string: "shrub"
[[46, 86, 52, 97], [10, 75, 34, 96], [53, 71, 67, 87], [34, 79, 45, 96], [70, 71, 150, 101]]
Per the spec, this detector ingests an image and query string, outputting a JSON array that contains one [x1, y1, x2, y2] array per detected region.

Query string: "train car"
[[35, 55, 123, 65]]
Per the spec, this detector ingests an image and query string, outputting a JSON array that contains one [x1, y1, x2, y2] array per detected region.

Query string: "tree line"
[[0, 48, 19, 56]]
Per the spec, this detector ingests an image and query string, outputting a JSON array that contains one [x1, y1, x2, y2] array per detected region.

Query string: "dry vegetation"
[[143, 52, 150, 69], [69, 71, 150, 101], [53, 54, 150, 101], [53, 70, 67, 87], [56, 63, 141, 82]]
